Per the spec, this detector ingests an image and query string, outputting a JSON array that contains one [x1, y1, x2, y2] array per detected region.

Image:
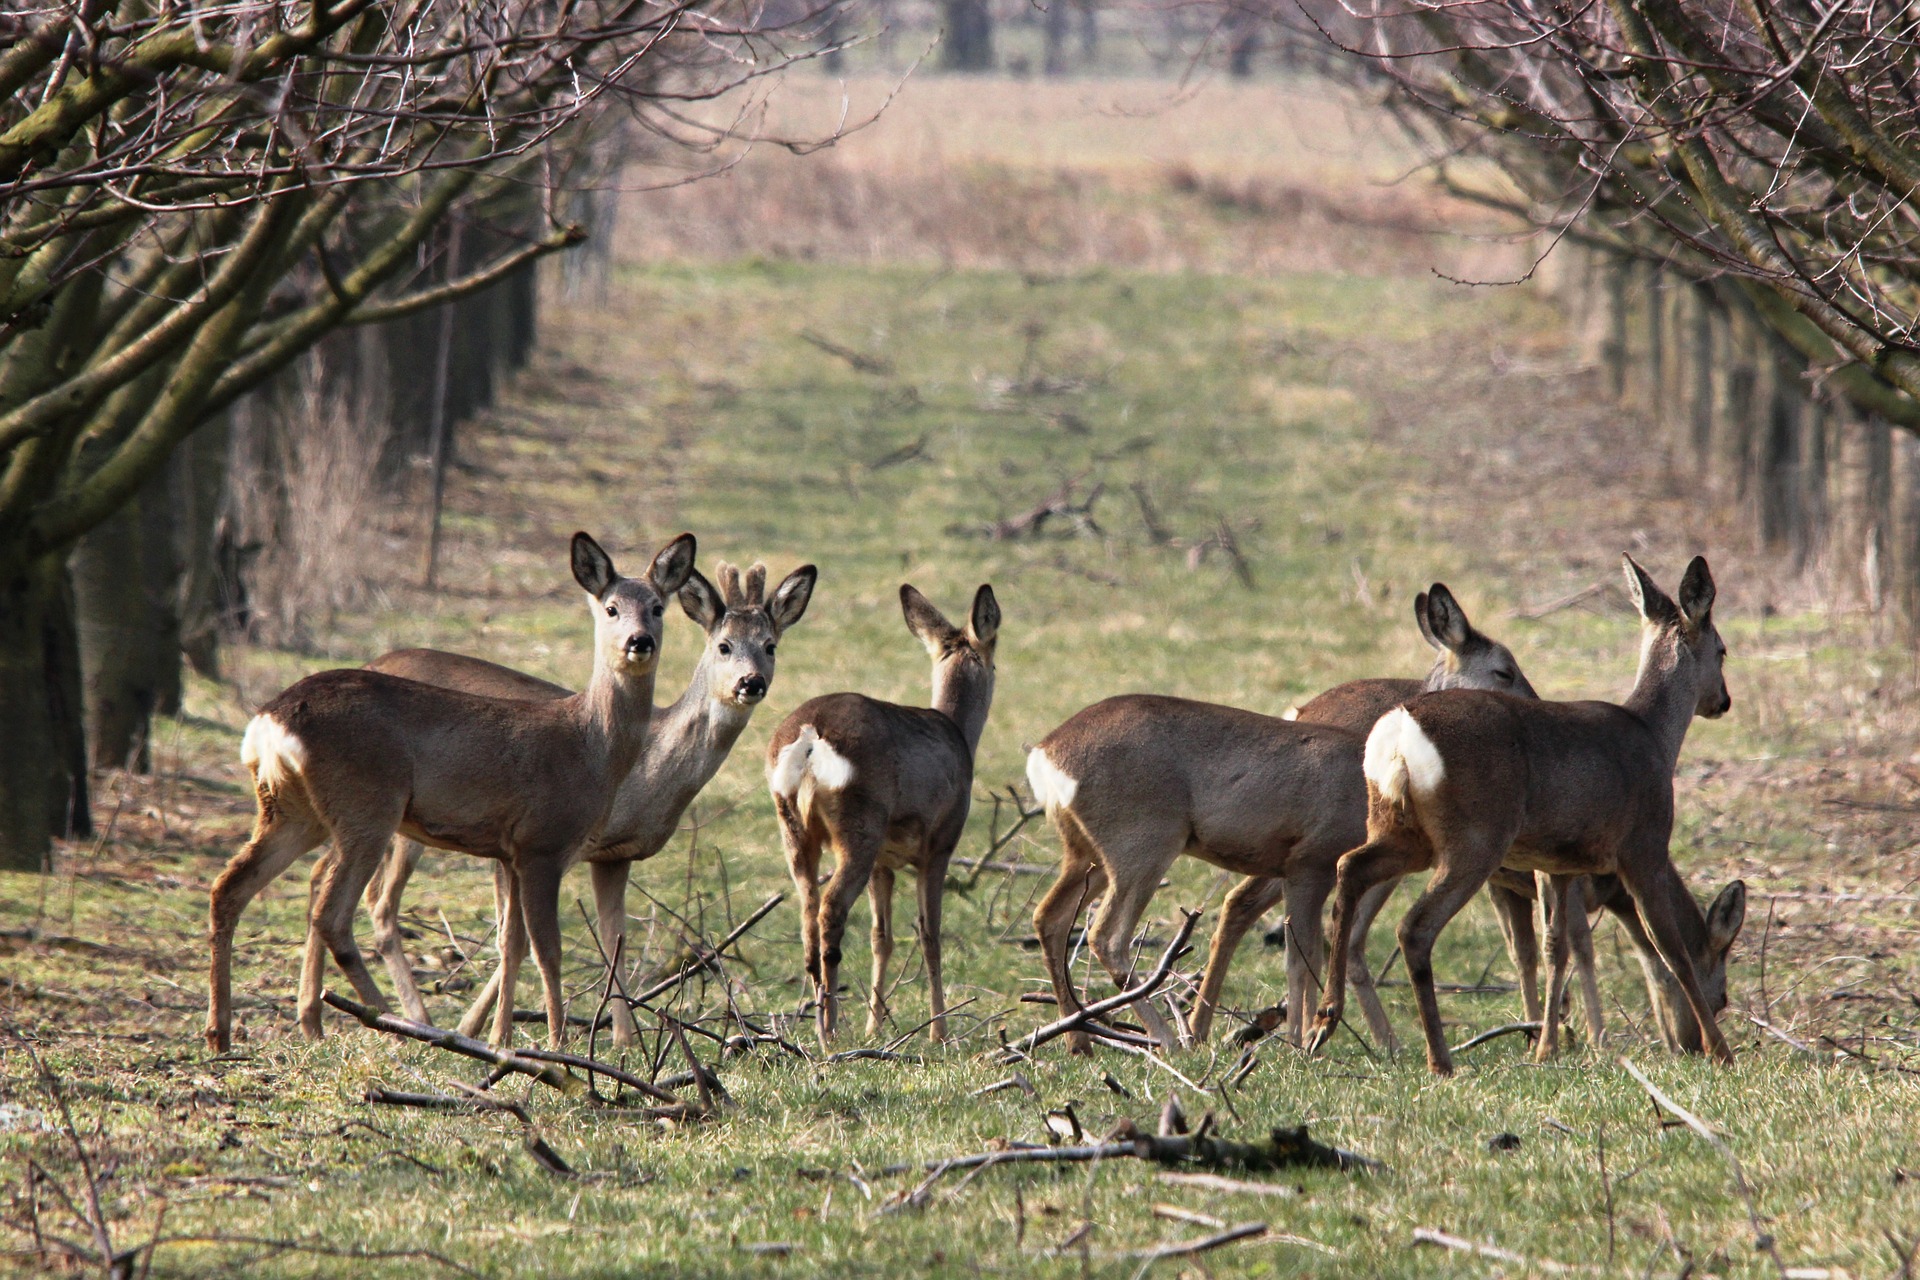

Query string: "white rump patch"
[[1280, 706, 1300, 721], [808, 737, 855, 791], [1025, 747, 1079, 814], [1363, 707, 1445, 806], [240, 715, 307, 792], [768, 725, 817, 799]]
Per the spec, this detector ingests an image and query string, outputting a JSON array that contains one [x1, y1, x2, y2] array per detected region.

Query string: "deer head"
[[573, 531, 696, 679], [1637, 879, 1748, 1053], [1416, 582, 1536, 697], [1624, 554, 1731, 719], [902, 583, 1000, 752], [679, 559, 818, 708]]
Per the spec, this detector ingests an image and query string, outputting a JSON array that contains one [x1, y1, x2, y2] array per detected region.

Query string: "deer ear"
[[1412, 590, 1436, 649], [900, 584, 958, 655], [572, 532, 618, 599], [1622, 553, 1678, 625], [648, 533, 696, 597], [1706, 879, 1746, 954], [678, 567, 725, 630], [768, 565, 817, 634], [1678, 555, 1716, 627], [967, 584, 1000, 646], [1423, 583, 1472, 652]]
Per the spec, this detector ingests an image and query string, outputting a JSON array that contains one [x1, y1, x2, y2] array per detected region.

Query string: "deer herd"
[[207, 532, 1747, 1078]]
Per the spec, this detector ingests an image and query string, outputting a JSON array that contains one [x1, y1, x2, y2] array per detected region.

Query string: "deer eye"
[[766, 642, 776, 656], [1495, 669, 1514, 683], [717, 642, 732, 656], [652, 604, 663, 617], [605, 604, 617, 617]]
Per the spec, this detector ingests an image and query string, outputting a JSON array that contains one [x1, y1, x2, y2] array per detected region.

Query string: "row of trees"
[[0, 0, 832, 868]]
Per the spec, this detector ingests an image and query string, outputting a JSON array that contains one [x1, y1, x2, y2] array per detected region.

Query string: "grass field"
[[5, 78, 1920, 1280]]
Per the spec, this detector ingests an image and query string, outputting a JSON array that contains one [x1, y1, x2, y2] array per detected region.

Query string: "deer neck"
[[1622, 627, 1697, 773], [578, 653, 659, 780], [932, 661, 994, 757], [654, 650, 754, 765]]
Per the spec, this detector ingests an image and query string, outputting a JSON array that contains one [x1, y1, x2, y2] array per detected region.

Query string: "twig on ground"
[[972, 1073, 1037, 1098], [1621, 1057, 1789, 1279], [1126, 1221, 1266, 1262], [886, 1124, 1381, 1183], [824, 1049, 922, 1065], [364, 1084, 528, 1123], [324, 993, 586, 1096], [1451, 1021, 1542, 1054], [799, 329, 893, 375], [1412, 1226, 1574, 1272], [998, 910, 1202, 1060], [1152, 1204, 1224, 1228], [1156, 1171, 1298, 1199], [626, 892, 784, 1008]]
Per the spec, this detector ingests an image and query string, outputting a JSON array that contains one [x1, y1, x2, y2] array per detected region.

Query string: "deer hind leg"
[[207, 806, 326, 1052], [866, 865, 895, 1038], [1032, 812, 1108, 1054], [1080, 824, 1185, 1052], [774, 796, 826, 1017], [1395, 844, 1504, 1076], [1489, 877, 1542, 1025], [368, 836, 429, 1024], [1189, 874, 1286, 1045], [1345, 875, 1404, 1055], [487, 868, 526, 1049], [1307, 836, 1426, 1056], [1569, 877, 1605, 1046], [301, 821, 403, 1039], [917, 842, 957, 1043], [815, 817, 884, 1047], [1534, 873, 1579, 1062], [590, 859, 640, 1048], [456, 860, 513, 1040]]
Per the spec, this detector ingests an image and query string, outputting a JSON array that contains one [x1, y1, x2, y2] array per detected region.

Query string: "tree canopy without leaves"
[[1300, 0, 1920, 431]]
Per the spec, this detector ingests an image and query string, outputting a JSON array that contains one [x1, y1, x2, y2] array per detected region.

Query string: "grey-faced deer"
[[1307, 555, 1746, 1074], [362, 560, 816, 1046], [766, 583, 1000, 1046], [1287, 588, 1616, 1053], [206, 532, 695, 1054], [1026, 584, 1535, 1053]]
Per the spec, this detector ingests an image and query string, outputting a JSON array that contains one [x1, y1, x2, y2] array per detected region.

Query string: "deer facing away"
[[1307, 554, 1747, 1074], [1025, 583, 1535, 1053], [363, 559, 815, 1046], [207, 532, 695, 1053], [766, 583, 1000, 1045]]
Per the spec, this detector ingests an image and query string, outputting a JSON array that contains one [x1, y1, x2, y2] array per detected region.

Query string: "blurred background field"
[[5, 51, 1919, 1280]]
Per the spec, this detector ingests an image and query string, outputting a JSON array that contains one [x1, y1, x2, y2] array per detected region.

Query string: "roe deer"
[[1026, 584, 1536, 1052], [363, 559, 816, 1046], [766, 583, 1000, 1046], [206, 532, 695, 1054], [1307, 555, 1746, 1074]]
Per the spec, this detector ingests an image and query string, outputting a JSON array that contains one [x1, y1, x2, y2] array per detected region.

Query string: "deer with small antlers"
[[1027, 584, 1537, 1052], [766, 583, 1000, 1045], [1307, 555, 1747, 1074], [207, 532, 695, 1054], [361, 558, 816, 1046]]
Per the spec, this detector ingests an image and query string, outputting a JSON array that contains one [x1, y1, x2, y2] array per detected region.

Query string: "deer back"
[[771, 692, 972, 835], [367, 649, 572, 702]]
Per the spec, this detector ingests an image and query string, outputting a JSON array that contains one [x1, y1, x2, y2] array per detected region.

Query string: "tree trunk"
[[73, 500, 161, 772], [140, 461, 185, 715], [1078, 0, 1098, 61], [1044, 0, 1070, 75], [44, 563, 91, 840], [941, 0, 994, 70], [0, 555, 61, 870], [178, 413, 231, 678]]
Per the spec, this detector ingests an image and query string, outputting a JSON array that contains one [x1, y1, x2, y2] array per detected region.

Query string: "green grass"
[[4, 258, 1919, 1279]]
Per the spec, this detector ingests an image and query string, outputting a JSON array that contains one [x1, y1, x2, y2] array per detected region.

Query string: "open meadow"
[[4, 76, 1919, 1279]]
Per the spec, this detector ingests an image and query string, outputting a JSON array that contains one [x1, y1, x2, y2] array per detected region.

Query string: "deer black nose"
[[736, 675, 767, 701], [625, 634, 656, 660]]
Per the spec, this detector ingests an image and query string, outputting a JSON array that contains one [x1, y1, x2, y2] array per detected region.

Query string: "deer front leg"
[[1490, 877, 1542, 1025], [1190, 874, 1286, 1045], [590, 858, 640, 1048], [1032, 838, 1107, 1055], [1569, 878, 1605, 1046], [917, 849, 953, 1043], [516, 858, 572, 1052], [488, 867, 527, 1049], [368, 836, 430, 1024], [867, 865, 895, 1038]]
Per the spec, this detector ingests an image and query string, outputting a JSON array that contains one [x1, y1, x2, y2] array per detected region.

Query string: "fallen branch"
[[626, 892, 784, 1008], [892, 1125, 1382, 1182], [324, 992, 586, 1099], [1451, 1021, 1541, 1054], [799, 329, 893, 375], [999, 910, 1202, 1060], [1156, 1171, 1298, 1199], [962, 475, 1105, 541], [1126, 1221, 1266, 1260], [364, 1084, 528, 1123], [1413, 1226, 1574, 1272]]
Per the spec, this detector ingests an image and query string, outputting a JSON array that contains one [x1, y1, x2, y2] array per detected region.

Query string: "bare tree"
[[0, 0, 835, 868]]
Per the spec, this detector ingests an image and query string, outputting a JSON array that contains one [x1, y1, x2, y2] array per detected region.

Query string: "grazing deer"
[[205, 532, 695, 1054], [1307, 555, 1746, 1074], [766, 584, 1000, 1045], [362, 559, 816, 1046], [1026, 584, 1537, 1052]]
